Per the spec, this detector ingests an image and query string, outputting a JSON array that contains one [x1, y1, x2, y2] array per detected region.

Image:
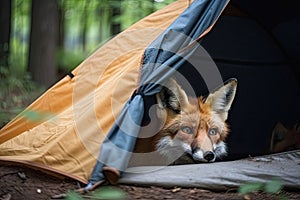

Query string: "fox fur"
[[133, 78, 237, 165], [270, 122, 300, 153]]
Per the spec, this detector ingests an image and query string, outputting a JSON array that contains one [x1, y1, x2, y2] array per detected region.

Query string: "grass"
[[0, 67, 45, 128], [66, 186, 128, 200]]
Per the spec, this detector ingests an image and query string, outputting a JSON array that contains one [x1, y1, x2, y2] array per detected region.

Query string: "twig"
[[0, 171, 19, 178]]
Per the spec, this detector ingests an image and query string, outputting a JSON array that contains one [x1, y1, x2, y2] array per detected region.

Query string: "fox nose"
[[203, 151, 216, 162]]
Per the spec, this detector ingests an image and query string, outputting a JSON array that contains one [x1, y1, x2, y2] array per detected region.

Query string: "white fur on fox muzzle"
[[192, 149, 205, 161], [213, 141, 227, 158]]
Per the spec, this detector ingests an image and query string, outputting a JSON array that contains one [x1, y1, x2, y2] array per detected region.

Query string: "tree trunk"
[[28, 0, 58, 87], [0, 0, 12, 70], [81, 1, 88, 52], [58, 0, 65, 50], [111, 2, 121, 36]]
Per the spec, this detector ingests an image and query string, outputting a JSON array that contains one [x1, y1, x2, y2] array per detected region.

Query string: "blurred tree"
[[111, 1, 121, 36], [120, 0, 156, 30], [97, 1, 110, 43], [28, 0, 58, 87], [9, 0, 31, 74], [8, 0, 175, 81], [81, 0, 88, 51], [58, 0, 65, 50], [0, 0, 12, 71]]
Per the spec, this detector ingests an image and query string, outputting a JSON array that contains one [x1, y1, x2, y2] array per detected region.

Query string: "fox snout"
[[174, 132, 226, 163], [188, 128, 228, 162], [195, 150, 216, 162], [189, 141, 227, 163], [203, 151, 215, 162], [192, 147, 215, 162]]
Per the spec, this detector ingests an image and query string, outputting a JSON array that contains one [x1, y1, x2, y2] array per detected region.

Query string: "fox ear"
[[156, 78, 189, 113], [205, 78, 237, 121]]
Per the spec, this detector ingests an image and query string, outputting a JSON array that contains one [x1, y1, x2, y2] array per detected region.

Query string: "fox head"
[[155, 78, 237, 164]]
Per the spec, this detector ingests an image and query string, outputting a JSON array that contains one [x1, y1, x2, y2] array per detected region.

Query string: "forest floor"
[[1, 161, 300, 200]]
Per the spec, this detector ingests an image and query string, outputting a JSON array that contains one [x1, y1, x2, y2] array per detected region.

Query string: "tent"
[[1, 0, 299, 190]]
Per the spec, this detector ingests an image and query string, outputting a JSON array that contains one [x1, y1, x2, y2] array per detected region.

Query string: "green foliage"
[[65, 191, 84, 200], [0, 67, 44, 127], [9, 0, 176, 78], [65, 187, 127, 200], [120, 0, 154, 29], [22, 110, 55, 122], [264, 179, 284, 193], [63, 0, 111, 52], [238, 178, 284, 195], [91, 186, 127, 199], [120, 0, 176, 30], [238, 182, 264, 195], [153, 0, 178, 10], [9, 37, 29, 74], [10, 0, 31, 74], [56, 48, 87, 71], [0, 67, 38, 93]]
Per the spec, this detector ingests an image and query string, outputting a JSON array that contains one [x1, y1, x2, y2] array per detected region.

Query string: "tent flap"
[[89, 0, 229, 184]]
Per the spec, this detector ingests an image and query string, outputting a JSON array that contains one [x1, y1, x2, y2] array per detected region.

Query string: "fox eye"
[[208, 128, 218, 135], [181, 126, 193, 134]]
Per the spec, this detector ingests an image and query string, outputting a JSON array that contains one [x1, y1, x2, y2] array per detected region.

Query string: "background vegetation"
[[0, 0, 176, 126]]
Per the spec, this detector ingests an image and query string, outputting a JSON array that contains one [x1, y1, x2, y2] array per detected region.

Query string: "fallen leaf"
[[171, 187, 181, 193]]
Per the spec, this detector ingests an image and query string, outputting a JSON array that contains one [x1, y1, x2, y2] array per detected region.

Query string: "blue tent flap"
[[89, 0, 229, 184]]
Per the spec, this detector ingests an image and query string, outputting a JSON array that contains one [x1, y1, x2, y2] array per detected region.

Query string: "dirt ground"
[[1, 161, 299, 200]]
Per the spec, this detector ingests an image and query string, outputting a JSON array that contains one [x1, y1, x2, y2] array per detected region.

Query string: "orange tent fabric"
[[0, 0, 191, 183]]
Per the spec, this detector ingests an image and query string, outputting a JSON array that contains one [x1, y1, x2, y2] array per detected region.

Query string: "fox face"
[[154, 78, 237, 164]]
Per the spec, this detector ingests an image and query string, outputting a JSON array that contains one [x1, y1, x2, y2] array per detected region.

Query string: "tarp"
[[120, 150, 300, 191]]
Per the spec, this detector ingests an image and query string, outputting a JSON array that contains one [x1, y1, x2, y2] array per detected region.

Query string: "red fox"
[[133, 78, 237, 164], [270, 122, 300, 153]]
